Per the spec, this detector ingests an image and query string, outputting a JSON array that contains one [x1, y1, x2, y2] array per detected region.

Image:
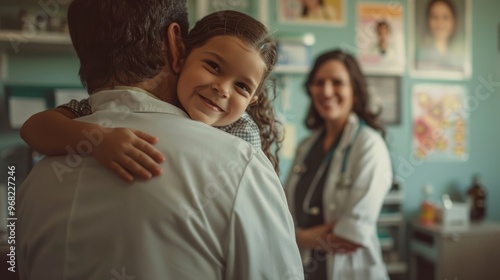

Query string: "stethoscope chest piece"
[[337, 175, 352, 189], [308, 206, 320, 216], [293, 164, 307, 174]]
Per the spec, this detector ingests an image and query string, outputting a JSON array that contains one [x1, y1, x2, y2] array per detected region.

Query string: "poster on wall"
[[412, 84, 468, 161], [189, 0, 266, 25], [357, 3, 405, 75], [410, 0, 471, 79], [366, 76, 401, 124], [278, 0, 345, 25]]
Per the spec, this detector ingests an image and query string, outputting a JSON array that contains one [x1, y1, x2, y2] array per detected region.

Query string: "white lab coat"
[[285, 113, 392, 280], [18, 88, 304, 280]]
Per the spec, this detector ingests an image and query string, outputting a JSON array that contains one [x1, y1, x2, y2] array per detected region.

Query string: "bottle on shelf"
[[467, 174, 487, 221], [419, 184, 435, 226]]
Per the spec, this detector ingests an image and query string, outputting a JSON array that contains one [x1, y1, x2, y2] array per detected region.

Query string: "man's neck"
[[96, 68, 181, 107], [132, 73, 180, 107]]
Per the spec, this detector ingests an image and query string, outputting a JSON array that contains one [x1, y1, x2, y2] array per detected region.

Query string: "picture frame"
[[409, 0, 472, 80], [356, 2, 405, 75], [277, 0, 346, 26], [190, 0, 269, 26], [366, 76, 401, 125], [412, 84, 468, 161], [275, 33, 315, 73]]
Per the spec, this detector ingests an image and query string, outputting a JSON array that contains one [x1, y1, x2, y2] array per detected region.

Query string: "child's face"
[[177, 35, 265, 126]]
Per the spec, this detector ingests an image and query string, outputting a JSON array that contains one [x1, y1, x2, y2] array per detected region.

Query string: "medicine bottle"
[[467, 175, 486, 221], [419, 184, 435, 226]]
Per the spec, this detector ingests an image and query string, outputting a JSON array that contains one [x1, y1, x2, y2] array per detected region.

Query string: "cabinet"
[[0, 0, 73, 55], [410, 221, 500, 280], [378, 183, 408, 279]]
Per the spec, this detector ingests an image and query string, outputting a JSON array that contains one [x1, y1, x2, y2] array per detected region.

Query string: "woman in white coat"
[[284, 50, 392, 280]]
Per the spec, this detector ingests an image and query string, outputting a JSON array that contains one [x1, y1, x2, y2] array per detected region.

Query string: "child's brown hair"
[[186, 10, 283, 173]]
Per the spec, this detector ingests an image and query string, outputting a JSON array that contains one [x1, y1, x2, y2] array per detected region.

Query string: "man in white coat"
[[17, 0, 303, 279]]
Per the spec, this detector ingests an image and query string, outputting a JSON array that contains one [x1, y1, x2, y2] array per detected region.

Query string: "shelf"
[[2, 0, 49, 4], [384, 190, 403, 204], [274, 65, 309, 74], [381, 183, 405, 276], [0, 30, 73, 53], [379, 238, 394, 250], [378, 213, 403, 226], [385, 261, 407, 274]]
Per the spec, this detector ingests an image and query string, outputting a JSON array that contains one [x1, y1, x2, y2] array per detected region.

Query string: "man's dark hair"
[[68, 0, 189, 93]]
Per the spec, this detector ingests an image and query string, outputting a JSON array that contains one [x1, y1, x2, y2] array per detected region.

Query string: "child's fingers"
[[107, 161, 134, 182], [134, 139, 165, 164], [118, 154, 153, 180], [126, 147, 163, 177], [131, 129, 159, 144]]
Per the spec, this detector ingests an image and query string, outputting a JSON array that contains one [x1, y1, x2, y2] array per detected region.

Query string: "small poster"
[[366, 76, 401, 124], [357, 3, 405, 75], [278, 0, 345, 25], [412, 84, 468, 161]]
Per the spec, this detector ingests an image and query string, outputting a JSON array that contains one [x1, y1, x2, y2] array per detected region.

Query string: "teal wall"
[[0, 53, 80, 150], [1, 0, 499, 223], [266, 0, 500, 222]]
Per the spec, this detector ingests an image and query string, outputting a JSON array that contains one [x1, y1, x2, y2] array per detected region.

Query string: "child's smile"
[[177, 35, 263, 127]]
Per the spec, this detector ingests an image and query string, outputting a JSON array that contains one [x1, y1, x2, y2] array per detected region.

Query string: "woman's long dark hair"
[[303, 49, 385, 136], [186, 10, 283, 174]]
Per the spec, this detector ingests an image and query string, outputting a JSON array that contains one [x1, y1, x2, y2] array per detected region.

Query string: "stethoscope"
[[293, 125, 361, 216]]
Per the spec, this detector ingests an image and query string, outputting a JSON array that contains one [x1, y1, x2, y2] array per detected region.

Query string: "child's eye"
[[204, 60, 220, 73], [235, 82, 251, 95]]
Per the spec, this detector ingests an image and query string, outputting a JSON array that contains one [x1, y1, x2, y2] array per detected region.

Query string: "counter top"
[[411, 220, 500, 237]]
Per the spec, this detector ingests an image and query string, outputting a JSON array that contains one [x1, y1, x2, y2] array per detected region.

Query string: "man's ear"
[[165, 23, 186, 74]]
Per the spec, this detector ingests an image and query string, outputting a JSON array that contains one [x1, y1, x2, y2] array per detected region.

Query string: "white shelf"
[[274, 65, 309, 74], [379, 238, 394, 250], [0, 30, 73, 53], [378, 213, 403, 226], [380, 183, 405, 275], [385, 261, 407, 274], [384, 191, 403, 204]]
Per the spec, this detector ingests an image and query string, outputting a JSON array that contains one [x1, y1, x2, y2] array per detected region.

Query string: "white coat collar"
[[284, 113, 361, 218], [88, 88, 188, 117], [309, 113, 361, 152]]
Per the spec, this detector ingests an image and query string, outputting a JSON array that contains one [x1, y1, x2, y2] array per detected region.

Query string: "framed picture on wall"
[[410, 0, 472, 80], [412, 84, 468, 161], [366, 76, 401, 125], [278, 0, 345, 26], [191, 0, 269, 26], [356, 3, 405, 75]]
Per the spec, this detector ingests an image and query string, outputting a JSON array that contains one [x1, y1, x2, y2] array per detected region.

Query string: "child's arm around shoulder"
[[21, 104, 165, 182]]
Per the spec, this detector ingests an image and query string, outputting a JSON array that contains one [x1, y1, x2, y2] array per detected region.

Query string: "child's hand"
[[91, 128, 165, 182]]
